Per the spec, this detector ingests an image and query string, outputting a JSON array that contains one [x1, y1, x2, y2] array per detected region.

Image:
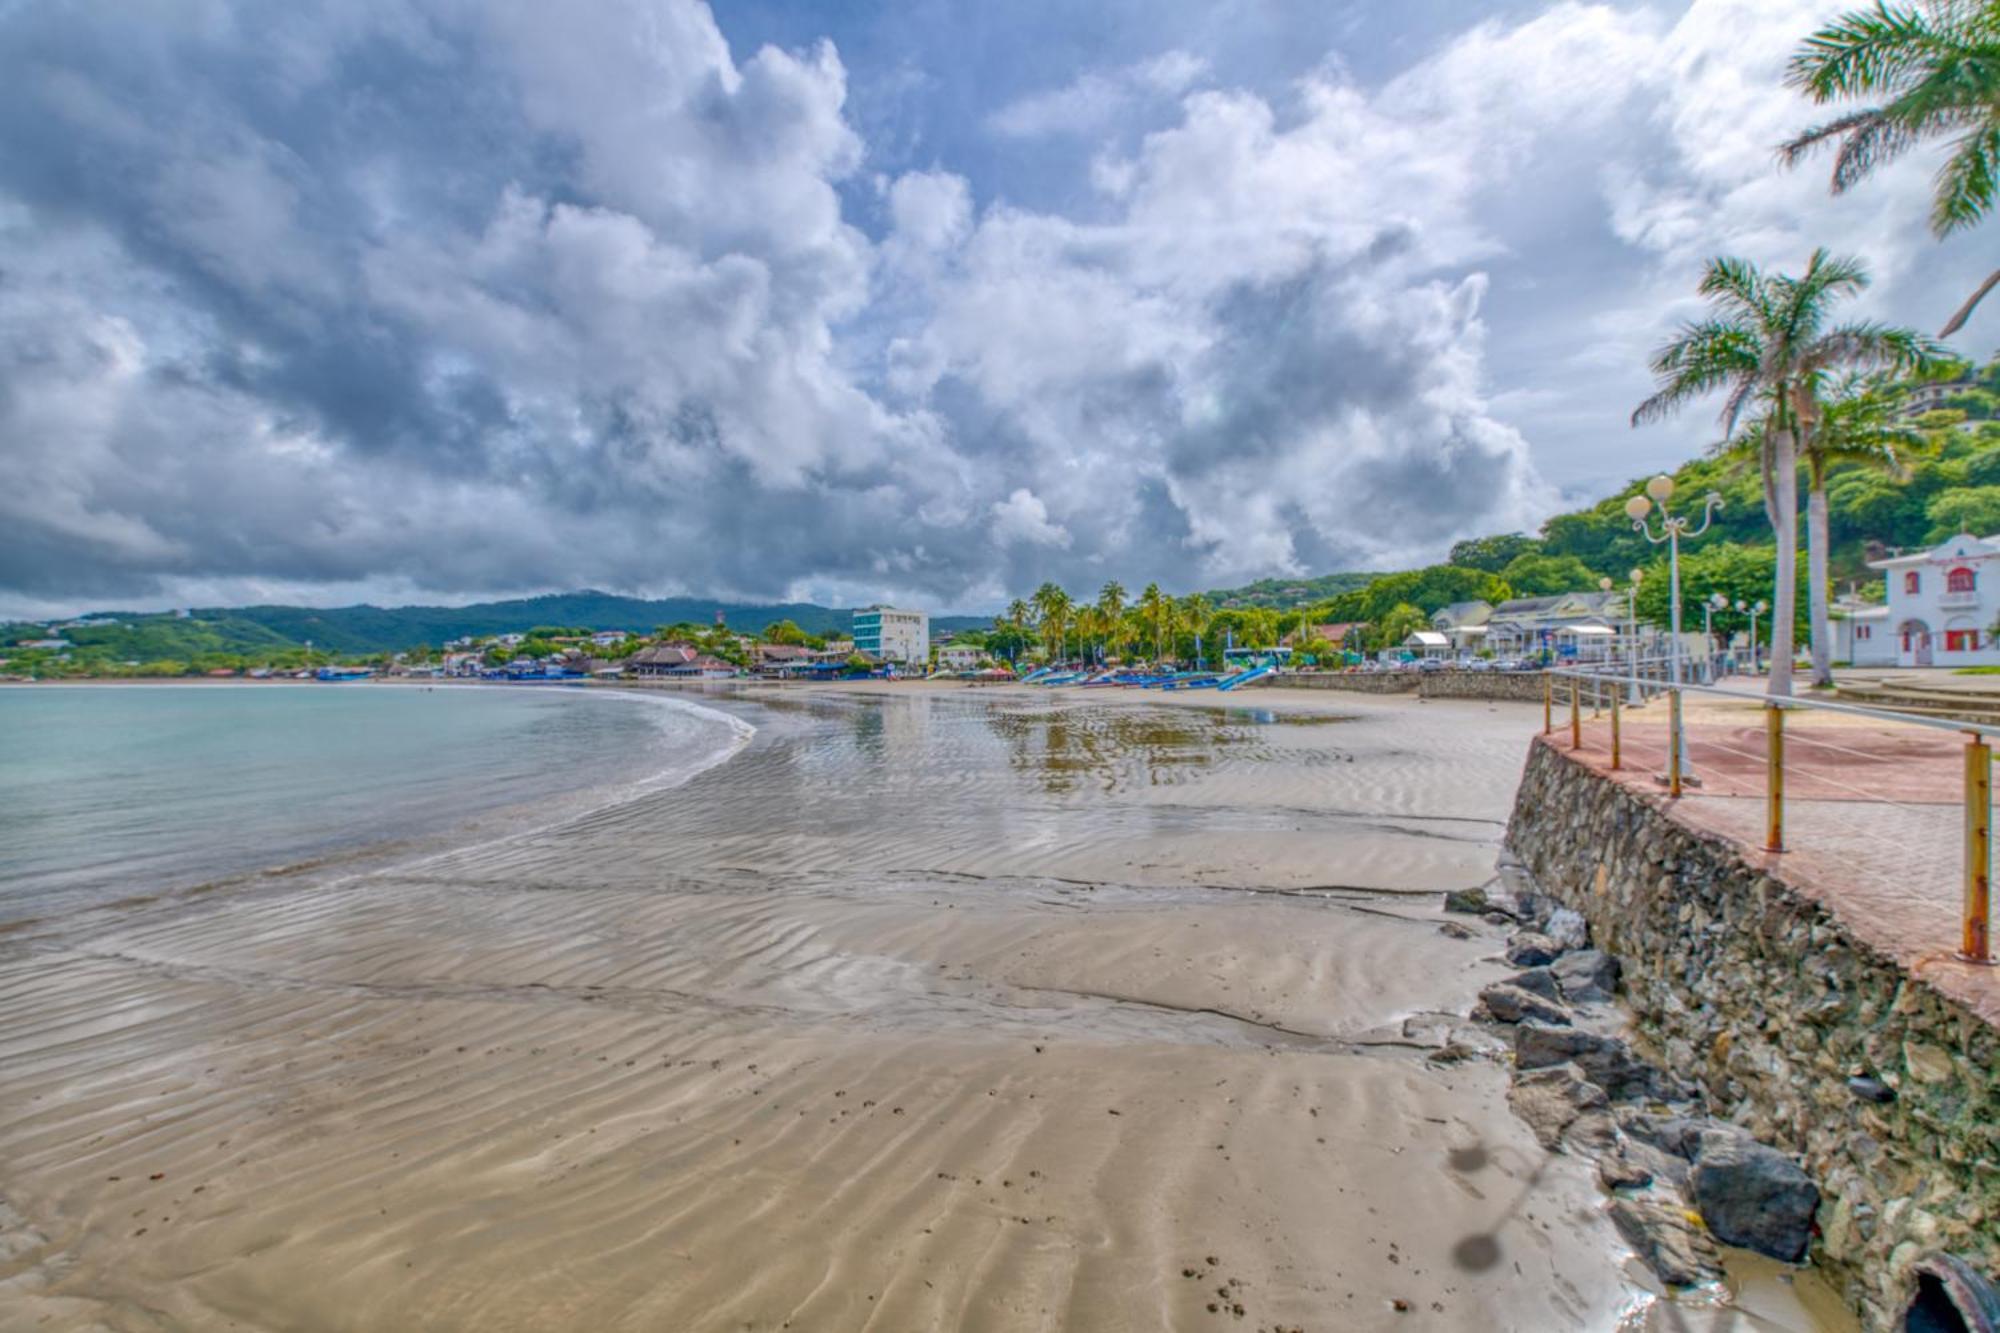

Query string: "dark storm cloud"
[[11, 0, 1957, 619]]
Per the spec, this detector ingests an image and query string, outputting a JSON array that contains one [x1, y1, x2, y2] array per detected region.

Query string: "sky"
[[1, 0, 1994, 620]]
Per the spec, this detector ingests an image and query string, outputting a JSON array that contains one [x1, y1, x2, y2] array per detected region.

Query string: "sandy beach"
[[0, 682, 1840, 1330]]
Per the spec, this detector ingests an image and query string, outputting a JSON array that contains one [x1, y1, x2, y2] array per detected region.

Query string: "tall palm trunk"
[[1805, 455, 1833, 687], [1767, 426, 1799, 698]]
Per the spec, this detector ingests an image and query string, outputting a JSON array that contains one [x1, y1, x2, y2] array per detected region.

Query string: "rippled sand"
[[0, 683, 1831, 1330]]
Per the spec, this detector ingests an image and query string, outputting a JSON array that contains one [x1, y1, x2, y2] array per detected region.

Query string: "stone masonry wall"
[[1506, 737, 2000, 1328], [1259, 671, 1416, 694], [1259, 669, 1553, 702]]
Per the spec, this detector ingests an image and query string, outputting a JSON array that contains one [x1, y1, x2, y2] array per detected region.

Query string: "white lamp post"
[[1627, 476, 1723, 783], [1600, 569, 1644, 703], [1702, 592, 1728, 682], [1736, 598, 1768, 674]]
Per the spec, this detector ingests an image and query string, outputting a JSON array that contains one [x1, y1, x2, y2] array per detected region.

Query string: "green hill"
[[2, 593, 992, 673]]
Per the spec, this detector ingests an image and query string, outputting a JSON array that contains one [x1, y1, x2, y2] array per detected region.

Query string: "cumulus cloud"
[[0, 0, 1977, 618], [988, 51, 1209, 139]]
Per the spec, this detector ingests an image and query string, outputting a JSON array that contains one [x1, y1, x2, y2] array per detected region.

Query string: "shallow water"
[[0, 683, 747, 922]]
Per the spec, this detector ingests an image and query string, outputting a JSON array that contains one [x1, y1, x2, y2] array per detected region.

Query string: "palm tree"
[[1095, 582, 1127, 664], [1802, 375, 1930, 683], [1137, 583, 1168, 662], [1633, 250, 1933, 696], [1177, 594, 1213, 664], [1723, 380, 1928, 685], [1031, 583, 1073, 663], [1782, 2, 2000, 333]]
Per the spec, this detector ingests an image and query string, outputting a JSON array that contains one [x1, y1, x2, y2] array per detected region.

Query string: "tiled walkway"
[[1538, 691, 2000, 1027]]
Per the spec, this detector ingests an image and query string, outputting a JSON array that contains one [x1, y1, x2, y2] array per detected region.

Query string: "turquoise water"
[[0, 684, 748, 922]]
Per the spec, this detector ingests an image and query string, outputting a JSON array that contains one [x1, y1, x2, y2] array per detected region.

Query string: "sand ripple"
[[0, 686, 1684, 1330]]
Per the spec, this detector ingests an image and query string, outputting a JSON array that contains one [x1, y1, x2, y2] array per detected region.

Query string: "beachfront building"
[[1868, 533, 2000, 667], [1283, 621, 1367, 660], [1403, 631, 1452, 659], [626, 643, 736, 678], [1483, 591, 1625, 661], [937, 644, 983, 670], [1429, 601, 1493, 655], [1830, 596, 1896, 668], [853, 606, 928, 664]]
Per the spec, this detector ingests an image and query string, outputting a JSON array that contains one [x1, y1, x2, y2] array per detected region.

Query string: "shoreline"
[[0, 683, 1843, 1329]]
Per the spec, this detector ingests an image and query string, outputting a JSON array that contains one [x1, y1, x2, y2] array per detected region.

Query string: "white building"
[[1829, 597, 1895, 668], [937, 644, 983, 670], [1869, 533, 2000, 666], [853, 606, 929, 664]]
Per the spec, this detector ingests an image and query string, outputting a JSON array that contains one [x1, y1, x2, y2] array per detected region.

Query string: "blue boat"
[[314, 666, 374, 682]]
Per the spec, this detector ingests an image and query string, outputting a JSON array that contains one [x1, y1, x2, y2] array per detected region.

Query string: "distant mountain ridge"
[[8, 591, 991, 657]]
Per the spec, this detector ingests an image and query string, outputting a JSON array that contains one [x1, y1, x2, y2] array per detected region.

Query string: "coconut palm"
[[1782, 1, 2000, 333], [1804, 376, 1930, 682], [1031, 583, 1073, 663], [1633, 250, 1933, 696], [1722, 378, 1929, 684], [1136, 583, 1169, 661]]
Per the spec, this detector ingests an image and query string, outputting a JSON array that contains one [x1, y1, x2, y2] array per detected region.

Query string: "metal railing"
[[1539, 664, 1996, 965]]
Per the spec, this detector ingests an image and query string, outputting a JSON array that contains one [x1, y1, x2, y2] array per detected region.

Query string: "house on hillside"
[[590, 630, 629, 647], [1869, 533, 2000, 666], [1403, 631, 1451, 659]]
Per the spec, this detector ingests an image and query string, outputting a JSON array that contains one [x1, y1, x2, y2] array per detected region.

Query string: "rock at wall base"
[[1608, 1197, 1725, 1288], [1688, 1135, 1820, 1264]]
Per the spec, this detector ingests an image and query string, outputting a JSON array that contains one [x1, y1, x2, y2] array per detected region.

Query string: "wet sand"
[[0, 683, 1838, 1330]]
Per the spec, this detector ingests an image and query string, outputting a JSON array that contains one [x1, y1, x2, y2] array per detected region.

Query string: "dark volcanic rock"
[[1847, 1076, 1895, 1105], [1514, 1023, 1655, 1099], [1442, 887, 1489, 915], [1504, 932, 1561, 968], [1689, 1136, 1821, 1263], [1609, 1197, 1725, 1287], [1550, 950, 1622, 1003], [1618, 1111, 1710, 1160], [1437, 921, 1474, 940], [1507, 966, 1562, 1001], [1477, 982, 1572, 1026], [1506, 1062, 1608, 1151]]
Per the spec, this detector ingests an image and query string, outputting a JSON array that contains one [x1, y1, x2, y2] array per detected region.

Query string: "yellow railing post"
[[1668, 688, 1683, 798], [1610, 689, 1621, 770], [1766, 704, 1784, 853], [1543, 673, 1551, 735], [1570, 679, 1582, 750], [1964, 733, 1992, 964]]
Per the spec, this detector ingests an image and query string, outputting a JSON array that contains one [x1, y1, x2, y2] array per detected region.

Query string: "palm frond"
[[1632, 320, 1761, 426], [1805, 320, 1947, 374], [1785, 2, 1946, 102], [1695, 256, 1769, 320], [1932, 123, 2000, 232]]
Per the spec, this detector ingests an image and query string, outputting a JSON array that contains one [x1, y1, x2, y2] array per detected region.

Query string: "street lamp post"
[[1626, 475, 1723, 783], [1702, 592, 1728, 682], [1601, 570, 1644, 703], [1736, 598, 1768, 674]]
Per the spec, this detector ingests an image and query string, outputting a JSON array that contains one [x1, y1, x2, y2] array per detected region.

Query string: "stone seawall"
[[1258, 671, 1416, 694], [1506, 736, 2000, 1328], [1259, 669, 1551, 702]]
